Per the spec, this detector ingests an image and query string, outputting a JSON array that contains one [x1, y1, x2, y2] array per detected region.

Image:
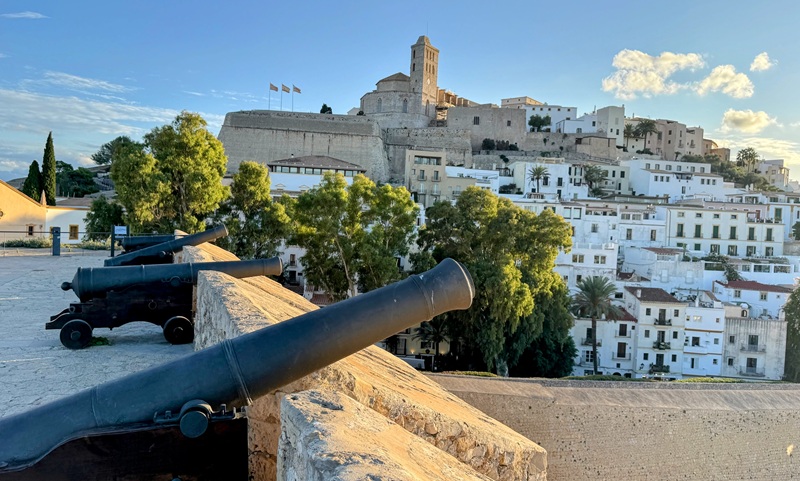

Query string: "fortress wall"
[[384, 128, 473, 177], [218, 111, 390, 181], [184, 244, 548, 481], [434, 375, 800, 481]]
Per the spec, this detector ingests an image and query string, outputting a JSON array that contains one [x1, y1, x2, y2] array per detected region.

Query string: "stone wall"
[[218, 110, 390, 181], [434, 375, 800, 481], [385, 127, 473, 177], [184, 244, 547, 481]]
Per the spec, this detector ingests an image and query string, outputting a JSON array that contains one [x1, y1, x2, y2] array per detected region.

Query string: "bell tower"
[[409, 36, 439, 117]]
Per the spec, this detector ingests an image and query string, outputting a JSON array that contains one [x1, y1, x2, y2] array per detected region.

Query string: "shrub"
[[1, 237, 52, 248]]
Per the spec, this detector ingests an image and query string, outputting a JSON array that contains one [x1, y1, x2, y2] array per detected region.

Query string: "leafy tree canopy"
[[55, 161, 99, 198], [84, 196, 125, 241], [210, 161, 292, 260], [319, 103, 333, 114], [110, 112, 229, 233], [784, 288, 800, 382], [21, 160, 42, 201], [411, 187, 572, 372], [41, 132, 57, 205], [528, 115, 551, 132], [289, 172, 418, 301], [91, 136, 136, 165]]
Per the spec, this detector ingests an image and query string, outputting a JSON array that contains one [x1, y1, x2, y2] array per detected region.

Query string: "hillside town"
[[2, 36, 798, 382]]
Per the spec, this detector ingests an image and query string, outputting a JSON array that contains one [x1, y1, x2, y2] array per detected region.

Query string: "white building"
[[624, 287, 687, 379], [677, 290, 726, 378], [508, 160, 589, 200], [571, 308, 638, 377]]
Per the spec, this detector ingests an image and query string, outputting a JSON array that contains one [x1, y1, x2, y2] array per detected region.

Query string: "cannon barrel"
[[104, 224, 228, 266], [0, 258, 473, 471], [120, 234, 176, 252], [64, 258, 284, 302]]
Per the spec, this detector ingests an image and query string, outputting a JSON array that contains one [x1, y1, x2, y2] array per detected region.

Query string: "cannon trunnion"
[[47, 258, 283, 349]]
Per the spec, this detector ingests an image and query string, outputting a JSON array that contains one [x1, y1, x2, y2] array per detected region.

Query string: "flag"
[[269, 83, 278, 92], [293, 85, 301, 94], [281, 84, 290, 93]]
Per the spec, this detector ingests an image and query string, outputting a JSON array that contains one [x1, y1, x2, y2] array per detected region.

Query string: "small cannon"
[[104, 224, 228, 266], [120, 234, 176, 253], [1, 258, 474, 479], [47, 258, 283, 349]]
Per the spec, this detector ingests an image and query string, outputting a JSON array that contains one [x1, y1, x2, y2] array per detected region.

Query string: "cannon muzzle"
[[104, 224, 228, 266], [64, 257, 283, 302], [0, 258, 473, 471]]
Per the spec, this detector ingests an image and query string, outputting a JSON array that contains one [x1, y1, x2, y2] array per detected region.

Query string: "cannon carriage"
[[47, 258, 283, 349]]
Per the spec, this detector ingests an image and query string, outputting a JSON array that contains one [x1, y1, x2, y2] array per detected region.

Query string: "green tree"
[[792, 221, 800, 240], [41, 132, 57, 205], [572, 276, 622, 374], [411, 187, 572, 373], [91, 135, 136, 165], [634, 119, 658, 154], [481, 138, 496, 151], [111, 112, 229, 233], [413, 318, 450, 370], [319, 103, 333, 114], [583, 165, 607, 197], [528, 114, 551, 132], [211, 161, 292, 259], [55, 161, 98, 197], [736, 147, 760, 173], [84, 196, 125, 241], [290, 172, 418, 301], [527, 165, 549, 193], [783, 288, 800, 382], [20, 160, 42, 201]]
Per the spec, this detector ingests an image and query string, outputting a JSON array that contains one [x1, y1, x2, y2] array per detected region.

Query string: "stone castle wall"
[[434, 375, 800, 481], [218, 110, 390, 181]]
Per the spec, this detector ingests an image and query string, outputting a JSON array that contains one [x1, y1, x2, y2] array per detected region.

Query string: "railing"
[[649, 363, 670, 374], [654, 318, 672, 326], [612, 353, 632, 360], [739, 368, 765, 377], [581, 338, 601, 346], [653, 341, 671, 350], [431, 176, 441, 182], [740, 344, 766, 352]]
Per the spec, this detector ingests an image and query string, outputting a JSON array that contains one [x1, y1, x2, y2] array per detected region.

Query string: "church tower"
[[409, 36, 439, 117]]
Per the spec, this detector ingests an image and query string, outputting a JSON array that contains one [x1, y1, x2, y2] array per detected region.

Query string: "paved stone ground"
[[0, 251, 193, 419]]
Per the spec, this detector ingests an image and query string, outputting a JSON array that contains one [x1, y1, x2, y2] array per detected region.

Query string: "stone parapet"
[[189, 243, 547, 480]]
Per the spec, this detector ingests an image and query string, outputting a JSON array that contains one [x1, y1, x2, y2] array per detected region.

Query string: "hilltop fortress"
[[218, 36, 622, 184]]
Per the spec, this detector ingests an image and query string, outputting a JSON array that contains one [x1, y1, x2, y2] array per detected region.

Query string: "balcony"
[[581, 338, 602, 346], [649, 363, 670, 374], [740, 344, 766, 352], [612, 352, 632, 360], [615, 331, 631, 338], [653, 341, 671, 350], [739, 368, 765, 377], [431, 176, 441, 183], [654, 318, 672, 326]]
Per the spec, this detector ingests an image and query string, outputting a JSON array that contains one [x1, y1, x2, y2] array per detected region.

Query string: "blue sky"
[[1, 0, 799, 181]]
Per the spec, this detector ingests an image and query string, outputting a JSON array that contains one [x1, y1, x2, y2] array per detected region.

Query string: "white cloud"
[[695, 65, 754, 98], [41, 71, 132, 93], [602, 49, 705, 99], [1, 11, 47, 19], [721, 109, 777, 133], [717, 136, 800, 169], [750, 52, 775, 72]]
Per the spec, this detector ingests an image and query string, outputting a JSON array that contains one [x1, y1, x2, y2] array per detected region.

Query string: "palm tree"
[[623, 124, 635, 151], [634, 119, 658, 154], [572, 276, 623, 374], [583, 164, 606, 197], [413, 318, 449, 370], [527, 165, 549, 193]]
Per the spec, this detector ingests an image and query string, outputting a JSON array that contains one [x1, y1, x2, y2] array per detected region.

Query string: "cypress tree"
[[41, 132, 57, 205], [20, 160, 43, 201]]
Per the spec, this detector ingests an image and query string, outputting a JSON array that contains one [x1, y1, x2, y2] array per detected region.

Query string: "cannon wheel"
[[60, 319, 93, 350], [163, 316, 194, 345]]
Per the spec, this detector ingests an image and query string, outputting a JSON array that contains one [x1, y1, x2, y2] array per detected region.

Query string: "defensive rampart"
[[181, 243, 547, 480], [434, 375, 800, 480]]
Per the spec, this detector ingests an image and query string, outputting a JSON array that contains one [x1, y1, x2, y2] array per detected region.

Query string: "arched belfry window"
[[377, 98, 382, 113], [425, 100, 430, 116], [402, 99, 408, 113]]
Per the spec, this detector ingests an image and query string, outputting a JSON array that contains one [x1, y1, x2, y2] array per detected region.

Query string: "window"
[[714, 338, 719, 344], [734, 290, 741, 298], [584, 351, 595, 363], [626, 229, 633, 240], [728, 245, 738, 256], [673, 331, 678, 339], [650, 230, 657, 241], [591, 223, 599, 233], [694, 225, 702, 238], [643, 353, 649, 361], [677, 211, 685, 217], [766, 228, 773, 242], [675, 224, 684, 238], [775, 208, 783, 221], [694, 243, 701, 251], [731, 214, 737, 220], [27, 225, 35, 237], [377, 98, 382, 113], [695, 213, 702, 218], [748, 227, 756, 241], [729, 226, 737, 240], [473, 116, 480, 126], [710, 244, 720, 254], [289, 254, 296, 267], [594, 255, 607, 264], [746, 246, 756, 256], [766, 247, 774, 256], [729, 335, 736, 344], [713, 213, 720, 219], [402, 99, 408, 113], [713, 358, 719, 365], [671, 354, 677, 362], [644, 329, 650, 338], [506, 120, 511, 127], [645, 308, 652, 316], [760, 292, 768, 301], [69, 225, 79, 240], [576, 275, 582, 283], [727, 358, 734, 366], [674, 309, 680, 317], [572, 254, 585, 263], [619, 324, 627, 336], [692, 336, 701, 346]]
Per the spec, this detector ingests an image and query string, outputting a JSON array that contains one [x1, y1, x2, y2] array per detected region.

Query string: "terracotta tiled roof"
[[714, 280, 792, 294], [310, 293, 334, 306], [268, 155, 365, 171], [624, 287, 683, 303], [643, 247, 683, 255], [377, 72, 410, 83], [617, 271, 650, 282], [617, 308, 638, 323]]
